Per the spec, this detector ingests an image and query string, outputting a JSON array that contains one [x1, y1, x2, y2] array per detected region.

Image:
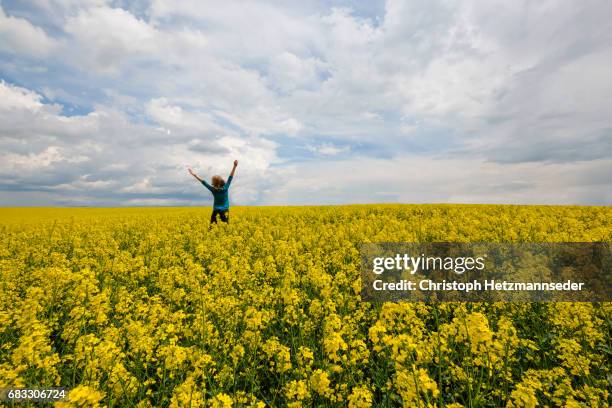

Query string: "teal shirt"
[[201, 175, 233, 210]]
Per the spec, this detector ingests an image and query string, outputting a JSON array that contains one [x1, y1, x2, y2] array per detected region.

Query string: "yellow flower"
[[1, 205, 610, 407], [310, 369, 333, 398], [56, 385, 105, 408], [347, 385, 373, 408], [169, 376, 204, 408], [209, 393, 233, 408], [285, 379, 310, 402]]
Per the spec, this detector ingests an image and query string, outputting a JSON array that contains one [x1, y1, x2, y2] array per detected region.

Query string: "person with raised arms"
[[188, 160, 238, 224]]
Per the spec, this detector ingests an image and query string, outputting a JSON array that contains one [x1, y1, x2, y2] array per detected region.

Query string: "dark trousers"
[[210, 209, 229, 224]]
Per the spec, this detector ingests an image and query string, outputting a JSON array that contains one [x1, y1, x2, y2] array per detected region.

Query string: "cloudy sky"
[[1, 0, 611, 206]]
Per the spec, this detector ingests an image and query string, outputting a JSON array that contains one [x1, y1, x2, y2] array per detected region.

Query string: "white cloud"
[[0, 81, 101, 141], [0, 146, 88, 172], [121, 178, 162, 194], [267, 52, 328, 93], [0, 80, 281, 205], [307, 143, 350, 156], [0, 80, 45, 110], [53, 176, 116, 191], [145, 97, 225, 137], [149, 0, 325, 59], [63, 6, 158, 74], [215, 107, 303, 137], [0, 5, 57, 57]]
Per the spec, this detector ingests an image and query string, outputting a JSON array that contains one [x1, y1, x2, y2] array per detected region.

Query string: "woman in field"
[[188, 160, 238, 224]]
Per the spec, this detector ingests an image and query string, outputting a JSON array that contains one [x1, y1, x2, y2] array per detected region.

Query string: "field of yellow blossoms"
[[0, 205, 610, 407]]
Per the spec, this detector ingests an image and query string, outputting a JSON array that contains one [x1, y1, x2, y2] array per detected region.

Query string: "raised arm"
[[188, 167, 204, 182], [229, 160, 238, 178]]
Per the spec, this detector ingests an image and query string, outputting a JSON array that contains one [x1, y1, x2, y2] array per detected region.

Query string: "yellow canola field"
[[0, 205, 610, 407]]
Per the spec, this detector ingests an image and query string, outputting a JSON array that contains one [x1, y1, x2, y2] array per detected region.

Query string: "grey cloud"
[[262, 156, 612, 205], [187, 140, 231, 155], [483, 128, 612, 164]]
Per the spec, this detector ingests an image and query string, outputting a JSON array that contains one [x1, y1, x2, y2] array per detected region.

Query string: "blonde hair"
[[211, 175, 225, 189]]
